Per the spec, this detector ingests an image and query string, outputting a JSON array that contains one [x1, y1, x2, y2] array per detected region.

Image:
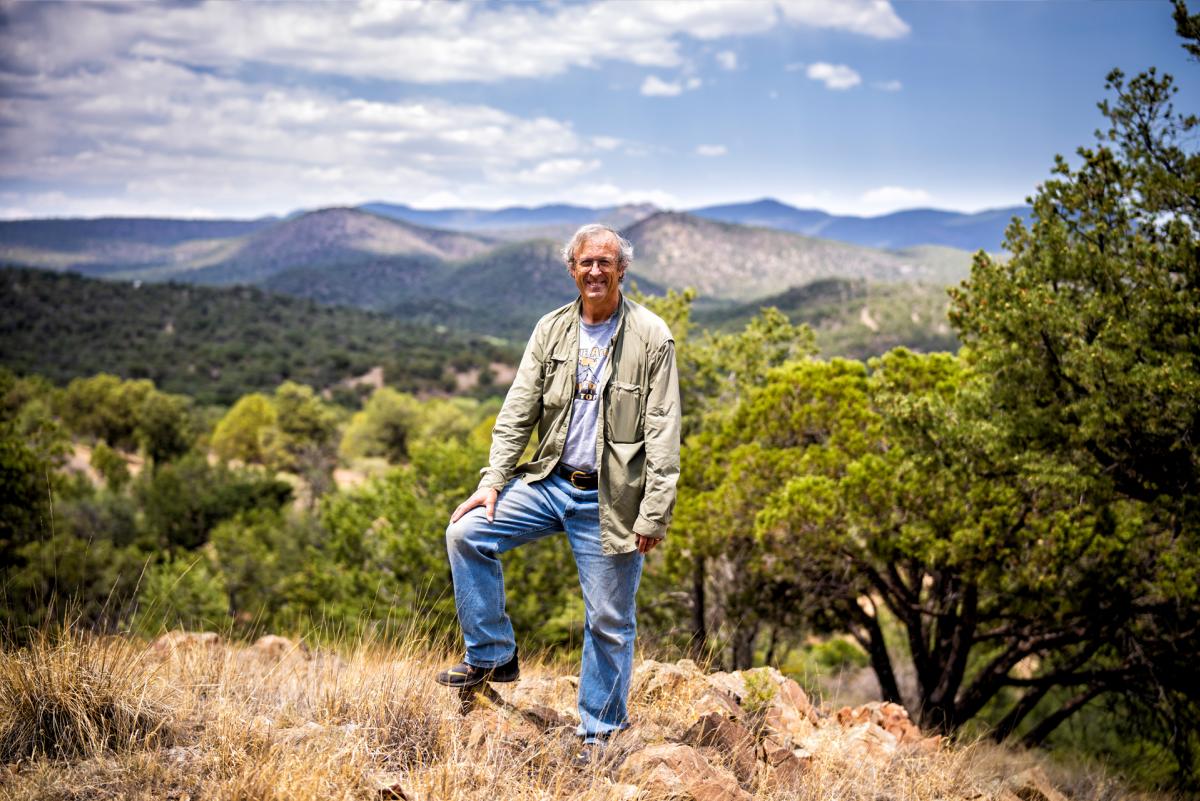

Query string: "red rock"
[[620, 743, 751, 801], [682, 712, 757, 785], [758, 735, 809, 790]]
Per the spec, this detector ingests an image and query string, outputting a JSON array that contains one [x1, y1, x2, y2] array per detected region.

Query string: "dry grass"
[[0, 630, 1173, 801]]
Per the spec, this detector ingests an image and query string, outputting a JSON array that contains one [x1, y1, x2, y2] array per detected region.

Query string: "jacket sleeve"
[[478, 326, 545, 491], [632, 338, 681, 539]]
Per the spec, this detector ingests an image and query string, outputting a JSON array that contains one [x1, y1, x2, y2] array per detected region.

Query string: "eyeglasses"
[[577, 258, 617, 271]]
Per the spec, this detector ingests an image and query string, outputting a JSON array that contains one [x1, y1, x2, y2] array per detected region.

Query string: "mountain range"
[[0, 198, 1013, 357]]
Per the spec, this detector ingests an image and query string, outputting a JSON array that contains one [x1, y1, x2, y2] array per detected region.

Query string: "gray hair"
[[561, 223, 634, 271]]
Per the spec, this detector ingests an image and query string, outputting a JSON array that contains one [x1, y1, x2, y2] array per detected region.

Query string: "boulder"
[[757, 735, 810, 790], [693, 688, 744, 720], [1005, 767, 1069, 801], [682, 712, 757, 785], [620, 743, 751, 801], [253, 634, 308, 660], [150, 630, 221, 654], [632, 659, 704, 702], [835, 701, 938, 751]]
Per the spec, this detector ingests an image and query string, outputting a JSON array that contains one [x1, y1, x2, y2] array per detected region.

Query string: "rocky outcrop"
[[464, 658, 974, 800]]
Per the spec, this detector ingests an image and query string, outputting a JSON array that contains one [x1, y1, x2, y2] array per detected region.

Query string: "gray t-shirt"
[[561, 313, 620, 472]]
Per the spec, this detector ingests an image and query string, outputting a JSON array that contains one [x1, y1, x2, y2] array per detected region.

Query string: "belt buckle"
[[569, 470, 588, 490]]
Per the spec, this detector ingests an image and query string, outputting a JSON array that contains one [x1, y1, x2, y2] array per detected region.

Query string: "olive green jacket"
[[478, 295, 681, 555]]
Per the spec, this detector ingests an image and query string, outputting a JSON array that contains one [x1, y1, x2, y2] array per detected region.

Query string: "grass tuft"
[[0, 629, 175, 762]]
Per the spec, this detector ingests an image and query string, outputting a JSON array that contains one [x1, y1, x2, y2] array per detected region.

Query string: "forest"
[[2, 26, 1198, 793]]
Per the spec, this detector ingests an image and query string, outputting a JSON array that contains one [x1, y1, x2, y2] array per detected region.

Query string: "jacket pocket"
[[607, 381, 643, 443], [542, 354, 572, 410]]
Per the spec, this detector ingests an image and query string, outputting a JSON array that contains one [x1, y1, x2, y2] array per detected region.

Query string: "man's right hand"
[[451, 487, 499, 524]]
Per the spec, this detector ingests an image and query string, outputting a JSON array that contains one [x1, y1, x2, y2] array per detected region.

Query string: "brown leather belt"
[[555, 463, 598, 490]]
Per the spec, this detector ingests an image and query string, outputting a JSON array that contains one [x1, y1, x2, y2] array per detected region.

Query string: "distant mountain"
[[360, 201, 658, 240], [266, 238, 665, 340], [0, 217, 277, 274], [164, 208, 496, 286], [689, 198, 1030, 252], [624, 211, 974, 302]]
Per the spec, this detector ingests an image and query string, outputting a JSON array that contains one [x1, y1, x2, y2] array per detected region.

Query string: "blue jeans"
[[445, 472, 644, 742]]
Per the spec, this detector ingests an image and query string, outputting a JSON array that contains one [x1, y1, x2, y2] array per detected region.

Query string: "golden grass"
[[0, 630, 1175, 801]]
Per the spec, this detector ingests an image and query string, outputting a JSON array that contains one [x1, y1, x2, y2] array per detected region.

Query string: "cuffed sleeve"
[[632, 338, 681, 540]]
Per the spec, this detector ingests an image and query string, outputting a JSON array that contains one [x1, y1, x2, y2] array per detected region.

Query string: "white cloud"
[[696, 144, 728, 157], [715, 50, 738, 70], [0, 57, 596, 218], [641, 75, 684, 97], [592, 136, 622, 150], [686, 77, 703, 90], [860, 185, 933, 212], [776, 0, 909, 39], [507, 158, 602, 185], [806, 62, 862, 90], [563, 182, 680, 209], [1, 1, 909, 86], [873, 79, 903, 91]]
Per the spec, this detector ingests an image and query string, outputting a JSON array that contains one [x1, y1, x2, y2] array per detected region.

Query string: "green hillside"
[[695, 278, 959, 359], [0, 267, 515, 405]]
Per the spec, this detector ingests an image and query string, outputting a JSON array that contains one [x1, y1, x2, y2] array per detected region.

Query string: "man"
[[437, 223, 681, 760]]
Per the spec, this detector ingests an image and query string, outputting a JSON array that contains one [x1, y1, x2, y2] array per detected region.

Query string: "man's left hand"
[[636, 535, 660, 554]]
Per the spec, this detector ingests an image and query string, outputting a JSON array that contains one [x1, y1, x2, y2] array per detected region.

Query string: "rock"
[[757, 735, 809, 790], [519, 703, 574, 731], [150, 630, 221, 654], [632, 659, 704, 701], [253, 634, 308, 660], [620, 743, 751, 801], [597, 779, 642, 801], [1005, 767, 1069, 801], [777, 677, 819, 724], [834, 701, 936, 750], [705, 672, 747, 705], [682, 712, 757, 785], [693, 688, 744, 720], [465, 707, 542, 749]]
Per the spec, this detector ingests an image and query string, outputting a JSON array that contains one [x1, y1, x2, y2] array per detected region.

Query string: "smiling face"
[[570, 232, 626, 320]]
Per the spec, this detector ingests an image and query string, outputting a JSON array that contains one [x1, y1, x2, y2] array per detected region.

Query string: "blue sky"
[[0, 0, 1194, 219]]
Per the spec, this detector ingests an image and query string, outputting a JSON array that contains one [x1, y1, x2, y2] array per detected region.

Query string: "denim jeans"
[[445, 472, 644, 742]]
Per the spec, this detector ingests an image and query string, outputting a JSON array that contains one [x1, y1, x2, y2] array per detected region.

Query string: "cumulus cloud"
[[695, 144, 728, 157], [0, 0, 912, 216], [860, 185, 932, 212], [1, 1, 909, 85], [715, 50, 738, 70], [641, 75, 684, 97], [777, 0, 909, 38], [806, 62, 862, 90], [0, 56, 591, 217]]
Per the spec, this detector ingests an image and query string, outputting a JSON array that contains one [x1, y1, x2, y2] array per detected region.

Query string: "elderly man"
[[437, 223, 681, 759]]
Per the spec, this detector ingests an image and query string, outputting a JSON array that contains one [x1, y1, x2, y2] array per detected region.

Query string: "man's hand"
[[451, 487, 499, 524], [636, 535, 661, 554]]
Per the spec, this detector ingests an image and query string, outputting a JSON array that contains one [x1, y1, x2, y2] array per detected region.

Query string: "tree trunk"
[[851, 604, 904, 704], [689, 556, 707, 660], [1021, 685, 1105, 747], [731, 619, 759, 670]]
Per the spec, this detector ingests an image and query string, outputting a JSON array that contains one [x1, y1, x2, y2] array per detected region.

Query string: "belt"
[[555, 463, 598, 490]]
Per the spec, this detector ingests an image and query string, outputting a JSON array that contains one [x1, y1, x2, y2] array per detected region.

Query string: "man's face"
[[570, 234, 625, 308]]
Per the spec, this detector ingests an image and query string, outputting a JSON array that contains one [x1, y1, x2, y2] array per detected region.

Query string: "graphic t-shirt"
[[561, 313, 620, 472]]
